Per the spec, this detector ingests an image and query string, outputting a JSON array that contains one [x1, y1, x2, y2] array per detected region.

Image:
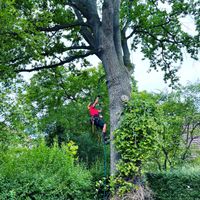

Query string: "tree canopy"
[[1, 0, 199, 82]]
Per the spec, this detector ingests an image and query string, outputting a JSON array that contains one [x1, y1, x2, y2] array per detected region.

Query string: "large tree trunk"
[[102, 47, 131, 174], [99, 0, 132, 174]]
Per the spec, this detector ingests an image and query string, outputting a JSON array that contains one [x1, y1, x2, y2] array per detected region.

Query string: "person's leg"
[[96, 119, 109, 144], [98, 118, 106, 133], [100, 121, 109, 144], [102, 123, 106, 134]]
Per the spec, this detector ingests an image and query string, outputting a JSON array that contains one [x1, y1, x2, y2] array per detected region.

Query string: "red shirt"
[[89, 105, 99, 116]]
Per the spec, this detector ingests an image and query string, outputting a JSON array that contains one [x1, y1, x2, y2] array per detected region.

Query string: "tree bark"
[[101, 41, 131, 174]]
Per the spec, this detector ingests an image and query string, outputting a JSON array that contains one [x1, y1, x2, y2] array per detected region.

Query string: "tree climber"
[[88, 96, 109, 144]]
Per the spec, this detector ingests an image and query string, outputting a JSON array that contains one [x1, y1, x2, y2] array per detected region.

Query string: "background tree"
[[0, 76, 40, 154], [176, 82, 200, 160], [152, 93, 187, 171], [148, 82, 200, 171], [0, 0, 199, 176]]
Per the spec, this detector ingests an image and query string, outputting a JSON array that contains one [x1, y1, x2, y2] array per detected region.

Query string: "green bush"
[[113, 91, 164, 196], [147, 166, 200, 200], [0, 143, 92, 200]]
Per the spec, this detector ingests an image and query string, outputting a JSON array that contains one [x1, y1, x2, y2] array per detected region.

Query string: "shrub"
[[0, 142, 92, 200], [147, 165, 200, 200]]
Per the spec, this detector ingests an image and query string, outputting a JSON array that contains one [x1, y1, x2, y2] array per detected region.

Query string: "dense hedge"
[[0, 143, 92, 200], [147, 166, 200, 200]]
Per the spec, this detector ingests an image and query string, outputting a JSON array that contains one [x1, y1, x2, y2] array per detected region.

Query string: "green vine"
[[112, 91, 164, 196]]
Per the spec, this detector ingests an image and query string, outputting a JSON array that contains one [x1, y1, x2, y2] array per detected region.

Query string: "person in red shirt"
[[88, 96, 108, 143]]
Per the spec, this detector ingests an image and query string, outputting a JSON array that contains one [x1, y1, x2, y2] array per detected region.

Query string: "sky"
[[133, 15, 200, 92], [133, 50, 200, 92]]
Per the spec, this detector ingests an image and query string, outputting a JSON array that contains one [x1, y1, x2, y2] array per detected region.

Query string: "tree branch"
[[73, 8, 95, 48], [181, 122, 200, 160], [14, 50, 96, 73], [113, 0, 123, 65], [53, 69, 77, 102], [69, 0, 101, 52], [41, 45, 93, 57], [37, 22, 89, 32]]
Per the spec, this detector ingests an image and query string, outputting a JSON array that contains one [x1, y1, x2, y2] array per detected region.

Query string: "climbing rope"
[[97, 74, 106, 96], [97, 75, 108, 199], [98, 75, 108, 199], [103, 138, 107, 200], [103, 141, 107, 177]]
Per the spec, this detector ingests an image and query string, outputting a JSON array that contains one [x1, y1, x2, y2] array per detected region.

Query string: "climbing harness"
[[90, 115, 103, 142]]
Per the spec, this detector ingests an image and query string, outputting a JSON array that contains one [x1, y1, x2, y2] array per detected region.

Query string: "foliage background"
[[0, 143, 93, 200]]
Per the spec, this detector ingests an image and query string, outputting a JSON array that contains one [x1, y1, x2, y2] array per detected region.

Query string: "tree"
[[176, 82, 200, 160], [149, 82, 200, 171], [153, 93, 187, 170], [0, 0, 199, 176]]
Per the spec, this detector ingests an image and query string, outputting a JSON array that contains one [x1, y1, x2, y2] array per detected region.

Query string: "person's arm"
[[92, 96, 99, 107]]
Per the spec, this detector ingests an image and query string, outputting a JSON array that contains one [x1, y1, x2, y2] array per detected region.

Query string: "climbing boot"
[[102, 132, 110, 144]]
